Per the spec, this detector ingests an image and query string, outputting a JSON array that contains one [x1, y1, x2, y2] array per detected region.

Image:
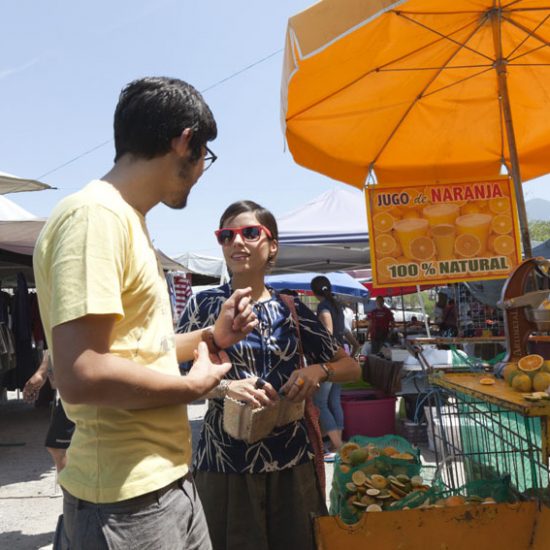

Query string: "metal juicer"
[[499, 258, 550, 363]]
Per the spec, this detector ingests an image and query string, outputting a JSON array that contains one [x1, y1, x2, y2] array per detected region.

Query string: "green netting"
[[449, 345, 506, 369], [389, 477, 514, 511], [329, 435, 422, 523], [453, 395, 547, 492]]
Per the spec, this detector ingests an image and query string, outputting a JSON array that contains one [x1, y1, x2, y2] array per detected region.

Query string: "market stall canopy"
[[362, 281, 434, 298], [0, 195, 38, 221], [282, 0, 550, 187], [0, 171, 52, 194], [266, 271, 370, 302], [0, 195, 45, 255], [156, 249, 186, 272], [275, 186, 370, 273], [174, 251, 228, 278]]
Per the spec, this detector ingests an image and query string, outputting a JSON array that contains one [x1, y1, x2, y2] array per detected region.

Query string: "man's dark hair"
[[113, 77, 217, 162]]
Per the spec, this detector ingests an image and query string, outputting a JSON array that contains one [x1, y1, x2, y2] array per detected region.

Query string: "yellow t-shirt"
[[33, 179, 190, 503]]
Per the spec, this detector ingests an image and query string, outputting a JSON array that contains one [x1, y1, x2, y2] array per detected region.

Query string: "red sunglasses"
[[215, 225, 273, 245]]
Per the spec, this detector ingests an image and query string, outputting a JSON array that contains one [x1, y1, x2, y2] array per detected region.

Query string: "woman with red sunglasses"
[[177, 200, 360, 550]]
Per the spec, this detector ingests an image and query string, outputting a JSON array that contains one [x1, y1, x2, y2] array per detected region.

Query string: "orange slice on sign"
[[493, 235, 515, 256], [377, 257, 397, 282], [455, 234, 481, 258], [373, 212, 395, 233], [410, 236, 435, 261], [518, 354, 544, 373], [375, 234, 397, 257], [491, 214, 513, 235], [489, 197, 510, 214]]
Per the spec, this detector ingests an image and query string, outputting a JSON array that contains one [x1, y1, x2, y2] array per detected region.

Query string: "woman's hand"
[[23, 371, 47, 403], [227, 377, 279, 408], [280, 365, 325, 403]]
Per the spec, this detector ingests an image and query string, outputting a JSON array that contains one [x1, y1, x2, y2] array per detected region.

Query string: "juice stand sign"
[[366, 178, 522, 288]]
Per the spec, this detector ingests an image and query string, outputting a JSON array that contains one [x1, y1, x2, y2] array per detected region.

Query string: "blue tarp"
[[266, 271, 369, 302]]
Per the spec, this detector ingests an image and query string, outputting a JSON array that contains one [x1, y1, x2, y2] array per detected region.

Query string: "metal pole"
[[490, 8, 532, 258], [416, 284, 431, 338]]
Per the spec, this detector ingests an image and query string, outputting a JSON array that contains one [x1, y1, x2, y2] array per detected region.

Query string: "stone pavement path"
[[0, 397, 335, 550]]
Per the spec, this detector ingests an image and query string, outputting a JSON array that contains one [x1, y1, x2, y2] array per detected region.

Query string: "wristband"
[[319, 363, 334, 382], [201, 327, 221, 354], [214, 379, 231, 399]]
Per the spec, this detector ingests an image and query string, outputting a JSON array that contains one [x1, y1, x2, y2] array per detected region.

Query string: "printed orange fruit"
[[518, 354, 544, 373], [493, 235, 515, 256], [489, 196, 511, 214], [377, 257, 397, 282], [373, 212, 395, 233], [409, 236, 435, 261], [375, 234, 397, 258], [491, 214, 513, 235], [454, 233, 481, 258]]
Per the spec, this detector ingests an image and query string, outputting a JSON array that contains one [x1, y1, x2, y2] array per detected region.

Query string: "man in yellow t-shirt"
[[33, 77, 259, 550]]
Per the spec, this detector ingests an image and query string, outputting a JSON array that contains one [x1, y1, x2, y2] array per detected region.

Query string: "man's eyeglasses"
[[215, 225, 272, 245], [203, 145, 217, 171]]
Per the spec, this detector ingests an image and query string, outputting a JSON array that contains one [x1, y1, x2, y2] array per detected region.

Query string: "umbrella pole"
[[416, 284, 431, 338], [401, 293, 407, 338], [491, 10, 532, 258]]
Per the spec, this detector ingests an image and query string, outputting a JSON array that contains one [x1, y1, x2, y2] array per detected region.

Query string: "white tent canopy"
[[275, 187, 370, 273], [174, 251, 228, 278], [0, 171, 52, 195], [0, 195, 45, 256]]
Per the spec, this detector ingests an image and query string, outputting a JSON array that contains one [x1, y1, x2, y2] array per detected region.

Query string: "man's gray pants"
[[54, 473, 212, 549]]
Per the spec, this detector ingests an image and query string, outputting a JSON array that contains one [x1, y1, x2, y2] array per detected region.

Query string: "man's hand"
[[185, 342, 233, 398], [213, 287, 258, 349]]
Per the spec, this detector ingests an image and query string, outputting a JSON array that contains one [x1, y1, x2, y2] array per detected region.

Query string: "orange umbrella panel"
[[282, 0, 550, 187]]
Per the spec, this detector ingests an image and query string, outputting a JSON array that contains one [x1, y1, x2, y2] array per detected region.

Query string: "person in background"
[[310, 276, 358, 461], [342, 302, 361, 356], [178, 201, 360, 550], [33, 77, 258, 550], [367, 296, 395, 354], [433, 292, 448, 332], [440, 298, 458, 336], [23, 350, 74, 472]]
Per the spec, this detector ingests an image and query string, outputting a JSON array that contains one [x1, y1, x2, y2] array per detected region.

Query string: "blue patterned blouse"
[[177, 283, 338, 474]]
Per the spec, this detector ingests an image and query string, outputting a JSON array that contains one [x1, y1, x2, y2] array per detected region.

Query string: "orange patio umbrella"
[[281, 0, 550, 257]]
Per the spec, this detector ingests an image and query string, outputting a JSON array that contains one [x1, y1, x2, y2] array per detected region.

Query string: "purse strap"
[[278, 293, 326, 497]]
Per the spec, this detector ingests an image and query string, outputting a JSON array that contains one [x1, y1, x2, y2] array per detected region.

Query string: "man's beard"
[[164, 157, 196, 209]]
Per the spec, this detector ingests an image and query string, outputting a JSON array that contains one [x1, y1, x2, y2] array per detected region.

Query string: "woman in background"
[[310, 276, 358, 460]]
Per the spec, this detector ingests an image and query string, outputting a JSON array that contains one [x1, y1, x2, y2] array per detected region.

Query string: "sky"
[[2, 0, 550, 259]]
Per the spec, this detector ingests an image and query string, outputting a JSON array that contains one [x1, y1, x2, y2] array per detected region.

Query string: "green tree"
[[529, 220, 550, 242]]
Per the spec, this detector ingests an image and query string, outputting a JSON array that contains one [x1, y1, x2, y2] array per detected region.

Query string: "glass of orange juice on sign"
[[431, 224, 456, 260], [455, 213, 492, 253], [393, 218, 429, 260], [422, 203, 460, 226]]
